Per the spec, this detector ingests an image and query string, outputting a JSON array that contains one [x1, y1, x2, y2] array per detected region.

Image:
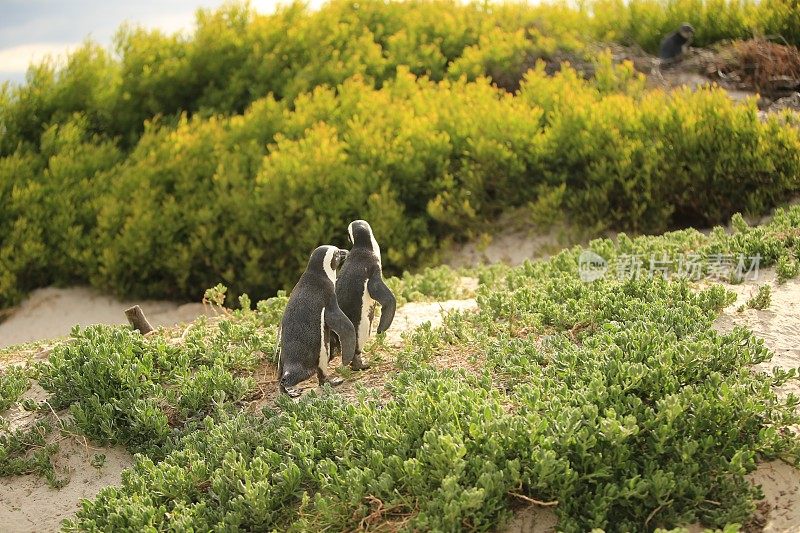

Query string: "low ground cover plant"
[[0, 365, 31, 412], [4, 208, 796, 531]]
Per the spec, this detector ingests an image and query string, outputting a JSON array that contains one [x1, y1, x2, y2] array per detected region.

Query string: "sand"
[[444, 222, 582, 268], [0, 440, 132, 533], [0, 377, 134, 533], [0, 294, 481, 533], [711, 270, 800, 532], [384, 298, 478, 346], [748, 460, 800, 533], [0, 286, 207, 349], [712, 270, 800, 402], [0, 287, 207, 532]]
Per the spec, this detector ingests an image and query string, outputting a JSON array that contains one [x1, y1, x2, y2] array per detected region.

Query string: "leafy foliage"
[[746, 284, 772, 310], [386, 266, 473, 304], [3, 0, 797, 154], [0, 420, 64, 488], [0, 365, 31, 412], [35, 297, 281, 456], [586, 0, 800, 52], [2, 62, 798, 307]]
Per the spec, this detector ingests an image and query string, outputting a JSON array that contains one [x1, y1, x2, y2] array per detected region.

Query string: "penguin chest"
[[357, 279, 375, 350], [318, 307, 328, 371]]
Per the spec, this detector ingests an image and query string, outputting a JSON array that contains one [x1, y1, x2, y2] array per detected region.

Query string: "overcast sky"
[[0, 0, 320, 84]]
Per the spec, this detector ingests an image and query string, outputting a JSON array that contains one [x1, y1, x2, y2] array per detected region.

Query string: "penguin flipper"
[[275, 325, 283, 380], [274, 326, 282, 365], [368, 272, 396, 334], [325, 302, 356, 366]]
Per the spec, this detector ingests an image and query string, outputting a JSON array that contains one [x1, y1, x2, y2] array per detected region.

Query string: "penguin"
[[277, 245, 356, 397], [659, 23, 695, 63], [333, 220, 396, 370]]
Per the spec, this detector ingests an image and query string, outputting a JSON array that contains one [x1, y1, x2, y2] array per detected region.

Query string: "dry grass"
[[732, 39, 800, 93]]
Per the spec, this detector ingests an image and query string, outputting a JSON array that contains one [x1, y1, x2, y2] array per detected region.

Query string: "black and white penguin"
[[334, 220, 396, 370], [659, 23, 695, 62], [277, 245, 356, 397]]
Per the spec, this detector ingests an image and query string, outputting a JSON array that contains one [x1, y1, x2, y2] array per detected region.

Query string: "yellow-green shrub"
[[2, 0, 800, 306], [83, 68, 800, 304], [521, 62, 800, 233], [585, 0, 792, 52], [0, 116, 121, 307], [4, 0, 798, 161], [94, 98, 283, 300]]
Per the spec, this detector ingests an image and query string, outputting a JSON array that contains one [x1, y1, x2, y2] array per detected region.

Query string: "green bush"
[[2, 208, 799, 530], [386, 265, 473, 304], [586, 0, 800, 52], [746, 284, 772, 309], [3, 0, 798, 155], [0, 420, 64, 488], [0, 366, 30, 412], [0, 116, 121, 307], [2, 64, 799, 305]]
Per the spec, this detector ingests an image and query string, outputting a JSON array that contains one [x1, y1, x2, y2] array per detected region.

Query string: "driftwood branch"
[[508, 492, 559, 507], [125, 305, 154, 334]]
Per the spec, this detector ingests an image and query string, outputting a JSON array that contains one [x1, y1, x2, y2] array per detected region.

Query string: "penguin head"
[[679, 23, 695, 39], [308, 245, 347, 283], [348, 220, 381, 263]]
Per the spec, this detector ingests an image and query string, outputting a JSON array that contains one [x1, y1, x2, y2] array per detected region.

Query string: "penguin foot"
[[284, 387, 303, 398], [349, 359, 371, 371], [326, 376, 345, 387], [318, 368, 345, 387]]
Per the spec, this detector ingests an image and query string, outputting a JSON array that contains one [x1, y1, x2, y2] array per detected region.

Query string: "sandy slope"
[[445, 226, 573, 268], [384, 298, 478, 345], [0, 441, 132, 533], [0, 289, 206, 532], [0, 381, 134, 533], [712, 271, 800, 402], [711, 271, 800, 533], [0, 286, 206, 349]]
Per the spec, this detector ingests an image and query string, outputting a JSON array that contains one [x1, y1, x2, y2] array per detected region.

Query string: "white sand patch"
[[445, 226, 574, 268], [1, 380, 135, 532], [2, 382, 49, 432], [0, 287, 207, 531], [0, 286, 207, 349], [712, 269, 800, 401], [502, 505, 558, 533], [384, 299, 478, 346], [748, 460, 800, 533], [0, 440, 133, 533]]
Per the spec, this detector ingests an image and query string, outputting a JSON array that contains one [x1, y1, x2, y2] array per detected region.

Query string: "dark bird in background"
[[659, 23, 696, 63]]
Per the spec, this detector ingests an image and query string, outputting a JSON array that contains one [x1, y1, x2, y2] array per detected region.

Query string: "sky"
[[0, 0, 318, 84]]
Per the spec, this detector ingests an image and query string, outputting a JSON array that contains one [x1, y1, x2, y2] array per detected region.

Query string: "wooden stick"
[[124, 305, 154, 334], [508, 492, 559, 507]]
